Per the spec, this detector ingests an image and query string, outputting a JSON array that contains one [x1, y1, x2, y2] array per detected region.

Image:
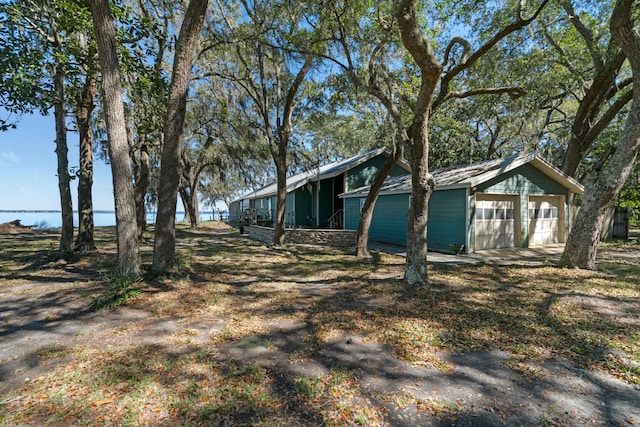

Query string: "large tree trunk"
[[395, 0, 443, 287], [270, 57, 314, 246], [560, 0, 640, 269], [89, 0, 140, 272], [75, 73, 97, 252], [53, 66, 74, 259], [272, 151, 287, 245], [152, 0, 208, 274], [404, 121, 437, 286], [355, 146, 403, 257]]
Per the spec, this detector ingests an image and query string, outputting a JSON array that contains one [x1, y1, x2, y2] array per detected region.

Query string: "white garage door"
[[475, 194, 518, 250], [528, 196, 565, 246]]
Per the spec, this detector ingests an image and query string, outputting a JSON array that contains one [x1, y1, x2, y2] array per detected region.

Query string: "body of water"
[[0, 211, 228, 229]]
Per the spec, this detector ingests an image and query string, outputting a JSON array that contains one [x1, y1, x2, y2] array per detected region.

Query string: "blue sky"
[[0, 112, 115, 211]]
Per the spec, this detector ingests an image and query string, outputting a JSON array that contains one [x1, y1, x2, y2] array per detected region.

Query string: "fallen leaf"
[[92, 398, 114, 407]]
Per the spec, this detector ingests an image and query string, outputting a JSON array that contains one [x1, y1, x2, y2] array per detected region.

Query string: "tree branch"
[[541, 27, 584, 78], [433, 0, 550, 112], [561, 0, 604, 70], [610, 0, 640, 71], [281, 55, 314, 138], [442, 36, 472, 69], [583, 88, 633, 147], [441, 86, 527, 103]]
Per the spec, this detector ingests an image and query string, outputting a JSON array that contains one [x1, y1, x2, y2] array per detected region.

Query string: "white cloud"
[[0, 150, 20, 166]]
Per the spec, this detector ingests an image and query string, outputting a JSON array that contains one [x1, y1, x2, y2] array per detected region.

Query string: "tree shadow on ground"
[[1, 224, 639, 425]]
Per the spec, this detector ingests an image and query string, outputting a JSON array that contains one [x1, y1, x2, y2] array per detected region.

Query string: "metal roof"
[[233, 148, 409, 202], [340, 153, 584, 198]]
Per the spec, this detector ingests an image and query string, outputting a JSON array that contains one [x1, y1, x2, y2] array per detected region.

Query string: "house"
[[340, 153, 584, 253], [229, 148, 410, 228]]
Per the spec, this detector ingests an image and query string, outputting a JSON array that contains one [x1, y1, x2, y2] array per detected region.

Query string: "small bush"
[[91, 268, 143, 310]]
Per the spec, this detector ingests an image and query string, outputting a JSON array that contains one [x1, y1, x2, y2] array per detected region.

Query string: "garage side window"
[[475, 207, 484, 220]]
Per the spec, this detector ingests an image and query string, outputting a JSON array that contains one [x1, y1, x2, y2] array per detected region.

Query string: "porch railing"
[[326, 209, 344, 229]]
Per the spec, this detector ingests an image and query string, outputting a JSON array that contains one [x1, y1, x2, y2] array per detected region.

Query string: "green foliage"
[[0, 0, 96, 116], [619, 163, 640, 225], [294, 376, 323, 397], [92, 268, 143, 310], [175, 252, 192, 272]]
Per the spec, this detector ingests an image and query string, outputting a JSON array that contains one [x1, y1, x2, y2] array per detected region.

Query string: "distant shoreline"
[[0, 210, 224, 214], [0, 210, 116, 214]]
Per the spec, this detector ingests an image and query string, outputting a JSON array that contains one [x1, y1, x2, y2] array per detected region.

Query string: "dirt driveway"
[[1, 226, 639, 426]]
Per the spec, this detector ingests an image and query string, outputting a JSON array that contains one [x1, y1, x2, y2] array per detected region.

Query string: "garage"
[[474, 193, 519, 250], [341, 154, 583, 254], [528, 195, 565, 246]]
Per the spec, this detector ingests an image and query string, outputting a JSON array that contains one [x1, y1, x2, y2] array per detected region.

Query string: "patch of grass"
[[35, 344, 74, 360], [294, 376, 323, 397], [91, 268, 143, 310]]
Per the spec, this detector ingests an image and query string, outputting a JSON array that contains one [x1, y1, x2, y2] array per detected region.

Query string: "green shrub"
[[92, 268, 143, 310]]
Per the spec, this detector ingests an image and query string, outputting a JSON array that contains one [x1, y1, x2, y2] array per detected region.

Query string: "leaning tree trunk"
[[152, 0, 208, 274], [178, 186, 199, 228], [187, 185, 199, 228], [178, 188, 190, 222], [89, 0, 140, 272], [560, 53, 628, 178], [53, 66, 74, 259], [133, 142, 151, 240], [179, 151, 200, 228], [355, 146, 403, 257], [272, 148, 287, 246], [560, 0, 640, 269], [75, 73, 97, 252]]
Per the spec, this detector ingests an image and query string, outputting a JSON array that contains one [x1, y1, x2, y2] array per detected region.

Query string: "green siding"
[[477, 164, 568, 196], [344, 195, 409, 246], [271, 196, 277, 223], [345, 189, 466, 250], [369, 194, 409, 245], [295, 186, 314, 226], [285, 193, 295, 227], [346, 156, 408, 192], [427, 189, 467, 252], [344, 198, 361, 231], [318, 179, 334, 225]]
